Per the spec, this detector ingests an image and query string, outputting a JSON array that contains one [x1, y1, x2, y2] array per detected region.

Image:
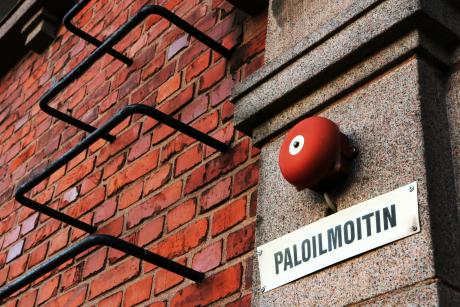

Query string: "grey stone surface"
[[233, 0, 460, 305], [232, 0, 460, 141], [266, 0, 356, 62], [357, 281, 439, 306], [253, 59, 439, 306], [232, 0, 381, 99], [417, 59, 460, 290], [251, 31, 451, 146], [438, 282, 460, 306], [357, 281, 460, 306], [447, 48, 460, 234]]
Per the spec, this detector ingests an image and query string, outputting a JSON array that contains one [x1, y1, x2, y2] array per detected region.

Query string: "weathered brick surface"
[[0, 0, 266, 305]]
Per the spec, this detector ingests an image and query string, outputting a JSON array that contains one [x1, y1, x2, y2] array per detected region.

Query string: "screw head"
[[261, 286, 266, 293], [256, 250, 262, 256], [412, 225, 418, 231], [409, 185, 415, 192]]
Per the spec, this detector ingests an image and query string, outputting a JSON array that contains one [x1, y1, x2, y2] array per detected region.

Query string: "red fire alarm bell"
[[278, 116, 357, 192]]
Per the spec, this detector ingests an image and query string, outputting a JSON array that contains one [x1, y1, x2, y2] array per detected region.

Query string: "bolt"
[[412, 225, 418, 231], [257, 250, 262, 256], [260, 286, 266, 293], [409, 185, 415, 192]]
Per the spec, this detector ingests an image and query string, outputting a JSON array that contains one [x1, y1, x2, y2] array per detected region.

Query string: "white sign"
[[257, 182, 420, 292]]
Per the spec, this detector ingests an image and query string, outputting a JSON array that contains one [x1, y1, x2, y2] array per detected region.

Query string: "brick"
[[245, 53, 265, 77], [8, 253, 28, 279], [175, 144, 203, 176], [156, 84, 194, 116], [166, 199, 196, 232], [210, 76, 233, 107], [103, 153, 126, 179], [128, 134, 151, 162], [142, 52, 165, 80], [55, 157, 95, 195], [89, 258, 140, 299], [60, 264, 82, 291], [97, 124, 140, 166], [17, 288, 37, 307], [0, 200, 15, 220], [185, 50, 211, 83], [244, 257, 253, 290], [71, 214, 92, 242], [231, 30, 266, 71], [93, 198, 117, 224], [37, 275, 59, 305], [151, 219, 207, 259], [61, 187, 79, 209], [199, 60, 226, 92], [65, 186, 105, 218], [28, 243, 48, 268], [212, 197, 246, 236], [6, 239, 24, 263], [205, 124, 234, 157], [144, 164, 171, 196], [160, 134, 195, 162], [119, 71, 140, 99], [48, 228, 69, 255], [0, 266, 7, 286], [107, 232, 137, 265], [133, 63, 175, 104], [185, 139, 249, 194], [107, 149, 159, 196], [3, 299, 16, 307], [226, 294, 252, 307], [179, 41, 207, 70], [83, 247, 107, 278], [200, 177, 232, 212], [32, 186, 53, 208], [152, 124, 176, 144], [119, 181, 143, 210], [127, 181, 182, 228], [67, 151, 87, 171], [97, 216, 124, 237], [171, 264, 241, 306], [157, 74, 181, 102], [0, 212, 15, 237], [233, 162, 259, 196], [25, 219, 60, 250], [46, 285, 87, 307], [192, 240, 222, 272], [227, 222, 255, 260], [167, 35, 189, 60], [3, 226, 20, 248], [180, 95, 208, 124], [154, 258, 186, 294], [9, 143, 36, 173], [80, 171, 102, 195], [138, 216, 164, 247], [124, 275, 153, 306], [98, 291, 122, 307], [100, 91, 118, 113]]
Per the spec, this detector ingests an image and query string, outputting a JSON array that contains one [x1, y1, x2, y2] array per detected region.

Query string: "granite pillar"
[[232, 0, 460, 305]]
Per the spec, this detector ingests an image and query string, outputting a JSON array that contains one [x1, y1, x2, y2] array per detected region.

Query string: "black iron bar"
[[64, 0, 133, 65], [0, 234, 205, 301], [43, 2, 232, 142], [15, 104, 229, 234]]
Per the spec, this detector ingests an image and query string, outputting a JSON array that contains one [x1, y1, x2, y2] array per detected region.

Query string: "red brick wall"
[[0, 0, 266, 305]]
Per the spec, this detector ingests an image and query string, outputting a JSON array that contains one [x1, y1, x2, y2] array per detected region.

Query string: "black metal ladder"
[[0, 0, 236, 301], [41, 0, 233, 143]]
